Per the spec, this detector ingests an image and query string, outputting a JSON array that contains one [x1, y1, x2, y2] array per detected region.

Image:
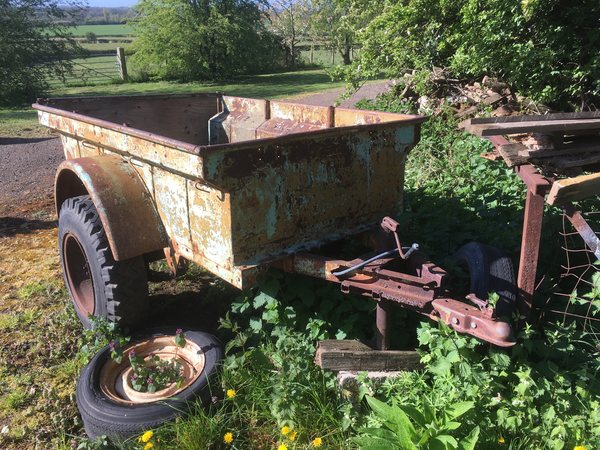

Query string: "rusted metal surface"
[[563, 205, 600, 260], [55, 156, 168, 261], [280, 244, 515, 347], [35, 95, 424, 288], [487, 135, 550, 322], [431, 298, 514, 347], [516, 189, 545, 320]]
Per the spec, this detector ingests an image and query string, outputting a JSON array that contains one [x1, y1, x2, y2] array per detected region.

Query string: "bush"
[[345, 0, 600, 109], [131, 0, 286, 81]]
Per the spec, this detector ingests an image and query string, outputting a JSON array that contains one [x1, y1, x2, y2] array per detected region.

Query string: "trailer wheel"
[[451, 242, 517, 319], [76, 328, 222, 441], [58, 195, 148, 330]]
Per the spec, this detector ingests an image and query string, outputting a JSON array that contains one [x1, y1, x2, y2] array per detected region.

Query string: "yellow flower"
[[226, 389, 236, 399], [281, 425, 291, 436], [139, 430, 154, 443], [289, 431, 298, 442], [498, 437, 505, 444], [574, 446, 585, 450], [312, 437, 323, 447], [143, 443, 154, 450], [278, 445, 288, 450], [223, 432, 234, 444]]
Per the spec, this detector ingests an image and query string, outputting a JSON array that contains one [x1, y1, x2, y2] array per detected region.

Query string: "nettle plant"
[[124, 329, 187, 394], [82, 317, 188, 394]]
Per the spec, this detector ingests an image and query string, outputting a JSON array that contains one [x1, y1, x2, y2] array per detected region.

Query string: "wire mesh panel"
[[540, 207, 600, 335]]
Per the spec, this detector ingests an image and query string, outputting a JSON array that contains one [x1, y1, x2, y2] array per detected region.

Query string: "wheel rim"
[[63, 233, 95, 317], [99, 335, 206, 405]]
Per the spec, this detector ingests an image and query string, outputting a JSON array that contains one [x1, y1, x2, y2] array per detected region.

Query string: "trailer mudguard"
[[55, 155, 169, 261]]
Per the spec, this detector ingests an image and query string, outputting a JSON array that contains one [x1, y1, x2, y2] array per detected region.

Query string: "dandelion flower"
[[223, 432, 234, 444], [498, 437, 505, 444], [139, 430, 154, 443], [144, 443, 154, 450], [312, 437, 323, 447], [281, 425, 291, 436], [226, 389, 236, 399], [574, 446, 585, 450], [289, 431, 297, 442], [278, 445, 288, 450]]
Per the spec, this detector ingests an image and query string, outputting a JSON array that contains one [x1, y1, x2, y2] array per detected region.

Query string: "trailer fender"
[[55, 155, 169, 261]]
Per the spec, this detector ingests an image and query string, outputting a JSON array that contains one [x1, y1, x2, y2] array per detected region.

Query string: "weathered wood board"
[[315, 340, 421, 372]]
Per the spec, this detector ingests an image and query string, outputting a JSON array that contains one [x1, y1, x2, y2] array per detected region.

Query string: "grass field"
[[79, 41, 135, 53], [70, 24, 134, 36], [0, 70, 345, 138]]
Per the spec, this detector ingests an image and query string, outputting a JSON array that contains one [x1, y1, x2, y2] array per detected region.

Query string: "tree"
[[0, 0, 81, 106], [267, 0, 312, 68], [342, 0, 600, 109], [132, 0, 285, 81], [310, 0, 353, 65], [85, 31, 97, 43]]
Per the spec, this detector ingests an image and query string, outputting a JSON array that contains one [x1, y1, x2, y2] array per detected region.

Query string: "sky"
[[86, 0, 138, 6]]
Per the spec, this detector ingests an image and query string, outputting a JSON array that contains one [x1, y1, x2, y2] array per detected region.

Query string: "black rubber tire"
[[452, 242, 517, 319], [76, 328, 222, 441], [58, 195, 149, 330]]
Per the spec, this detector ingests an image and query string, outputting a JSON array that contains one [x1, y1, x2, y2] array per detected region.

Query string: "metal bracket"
[[381, 216, 419, 259]]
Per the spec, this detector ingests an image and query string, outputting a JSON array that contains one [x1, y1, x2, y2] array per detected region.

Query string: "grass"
[[79, 41, 135, 53], [69, 24, 134, 37], [0, 69, 345, 138], [0, 108, 47, 139]]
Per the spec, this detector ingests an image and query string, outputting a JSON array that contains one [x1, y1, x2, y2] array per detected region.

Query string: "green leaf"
[[366, 397, 416, 448], [249, 317, 263, 332], [430, 435, 459, 450], [359, 427, 401, 444], [458, 426, 480, 450], [445, 401, 474, 420], [353, 436, 400, 450], [399, 405, 427, 428], [443, 421, 462, 431]]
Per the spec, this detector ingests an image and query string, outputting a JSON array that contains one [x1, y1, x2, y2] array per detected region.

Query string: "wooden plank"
[[497, 142, 529, 167], [482, 92, 504, 106], [466, 111, 600, 125], [548, 153, 600, 169], [547, 172, 600, 205], [529, 144, 600, 160], [466, 118, 600, 137], [315, 340, 421, 371]]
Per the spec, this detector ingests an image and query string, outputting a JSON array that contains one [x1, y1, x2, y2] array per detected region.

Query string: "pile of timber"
[[396, 69, 546, 118], [461, 112, 600, 205]]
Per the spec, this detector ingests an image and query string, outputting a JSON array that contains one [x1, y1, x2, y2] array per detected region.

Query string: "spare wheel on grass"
[[76, 327, 222, 441]]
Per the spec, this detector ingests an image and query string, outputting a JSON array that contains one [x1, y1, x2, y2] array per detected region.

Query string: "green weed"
[[0, 390, 28, 411]]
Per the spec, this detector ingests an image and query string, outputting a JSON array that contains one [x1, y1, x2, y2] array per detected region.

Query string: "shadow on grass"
[[0, 137, 55, 145], [0, 216, 57, 238]]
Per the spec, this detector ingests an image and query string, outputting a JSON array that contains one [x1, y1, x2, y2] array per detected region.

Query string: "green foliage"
[[131, 0, 285, 81], [355, 396, 479, 450], [128, 350, 183, 393], [344, 0, 600, 109], [79, 315, 130, 364], [0, 0, 82, 106], [356, 94, 525, 260]]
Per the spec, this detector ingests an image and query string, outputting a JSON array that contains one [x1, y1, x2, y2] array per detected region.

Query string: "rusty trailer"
[[33, 93, 515, 349]]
